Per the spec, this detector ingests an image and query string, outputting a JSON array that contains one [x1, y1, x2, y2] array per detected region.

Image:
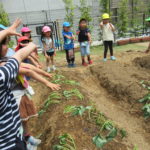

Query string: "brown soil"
[[134, 54, 150, 70], [29, 50, 150, 150]]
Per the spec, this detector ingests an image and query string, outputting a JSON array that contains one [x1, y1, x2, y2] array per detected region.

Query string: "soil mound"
[[134, 55, 150, 70], [90, 62, 148, 103]]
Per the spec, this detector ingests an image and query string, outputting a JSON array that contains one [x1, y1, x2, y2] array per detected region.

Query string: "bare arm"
[[19, 67, 60, 91], [87, 32, 92, 43], [27, 55, 40, 68], [13, 43, 37, 65], [21, 63, 52, 78], [0, 19, 21, 42], [109, 23, 115, 32], [64, 34, 73, 40], [99, 22, 103, 29]]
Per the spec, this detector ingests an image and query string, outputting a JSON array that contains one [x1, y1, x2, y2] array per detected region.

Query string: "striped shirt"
[[0, 58, 21, 150]]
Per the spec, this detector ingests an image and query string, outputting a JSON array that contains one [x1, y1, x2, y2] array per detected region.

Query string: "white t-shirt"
[[101, 23, 115, 42], [42, 37, 54, 52]]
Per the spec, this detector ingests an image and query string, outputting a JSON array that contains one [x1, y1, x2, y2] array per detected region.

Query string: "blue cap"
[[0, 24, 7, 30], [63, 22, 71, 27]]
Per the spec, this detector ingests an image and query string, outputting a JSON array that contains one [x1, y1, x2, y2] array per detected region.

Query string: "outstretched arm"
[[21, 63, 52, 78], [0, 19, 21, 42], [19, 67, 60, 91], [13, 43, 37, 64]]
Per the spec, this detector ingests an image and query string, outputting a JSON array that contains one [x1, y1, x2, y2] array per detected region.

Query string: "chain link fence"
[[7, 1, 150, 50]]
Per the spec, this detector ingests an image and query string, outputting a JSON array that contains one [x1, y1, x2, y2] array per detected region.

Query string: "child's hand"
[[100, 22, 103, 28], [47, 74, 53, 78], [7, 19, 22, 36], [47, 83, 61, 91], [54, 51, 56, 56], [45, 54, 49, 59], [89, 40, 92, 45]]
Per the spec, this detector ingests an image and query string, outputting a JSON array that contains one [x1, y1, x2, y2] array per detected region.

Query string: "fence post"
[[56, 19, 63, 51], [143, 13, 145, 35]]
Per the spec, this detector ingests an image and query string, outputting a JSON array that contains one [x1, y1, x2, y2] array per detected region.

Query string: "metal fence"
[[7, 2, 150, 50]]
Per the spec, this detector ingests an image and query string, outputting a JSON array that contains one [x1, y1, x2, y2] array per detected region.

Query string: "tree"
[[99, 0, 110, 13], [78, 0, 92, 22], [0, 2, 9, 26], [117, 0, 129, 37], [131, 0, 148, 27], [63, 0, 75, 26]]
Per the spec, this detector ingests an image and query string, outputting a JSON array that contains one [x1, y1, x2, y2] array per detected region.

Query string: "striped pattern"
[[0, 58, 21, 150]]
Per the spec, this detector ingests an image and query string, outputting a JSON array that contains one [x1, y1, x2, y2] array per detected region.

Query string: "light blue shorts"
[[80, 41, 90, 56]]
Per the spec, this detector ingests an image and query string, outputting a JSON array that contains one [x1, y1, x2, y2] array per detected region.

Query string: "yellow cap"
[[102, 13, 110, 19]]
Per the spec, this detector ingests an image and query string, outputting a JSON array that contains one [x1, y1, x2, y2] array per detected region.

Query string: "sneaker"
[[26, 86, 35, 96], [71, 64, 76, 68], [68, 64, 72, 68], [47, 67, 51, 73], [52, 65, 56, 71], [89, 60, 93, 65], [82, 62, 88, 66], [103, 58, 107, 62], [110, 56, 116, 61], [28, 136, 41, 146]]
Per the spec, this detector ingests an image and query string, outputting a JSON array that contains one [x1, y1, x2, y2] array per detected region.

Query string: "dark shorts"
[[10, 137, 27, 150], [46, 51, 54, 57]]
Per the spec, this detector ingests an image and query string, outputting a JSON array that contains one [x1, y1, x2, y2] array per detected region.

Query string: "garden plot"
[[29, 50, 150, 150]]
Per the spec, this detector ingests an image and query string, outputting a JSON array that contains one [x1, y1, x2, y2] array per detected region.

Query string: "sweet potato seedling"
[[53, 133, 76, 150], [64, 105, 92, 116], [142, 104, 150, 119], [52, 74, 79, 86], [93, 127, 117, 148], [139, 81, 150, 119], [38, 92, 62, 116], [120, 129, 127, 139], [63, 89, 84, 100]]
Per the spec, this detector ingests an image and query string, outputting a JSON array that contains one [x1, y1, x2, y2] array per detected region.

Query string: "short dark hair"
[[79, 18, 88, 24]]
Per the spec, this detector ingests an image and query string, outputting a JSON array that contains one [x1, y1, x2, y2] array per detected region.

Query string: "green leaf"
[[142, 104, 150, 119], [52, 145, 65, 150], [64, 105, 76, 114], [120, 129, 127, 139], [106, 128, 118, 141], [93, 135, 107, 148], [38, 109, 46, 116], [101, 121, 114, 131]]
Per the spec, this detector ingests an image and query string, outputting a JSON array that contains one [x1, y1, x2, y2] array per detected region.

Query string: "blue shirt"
[[62, 31, 74, 50]]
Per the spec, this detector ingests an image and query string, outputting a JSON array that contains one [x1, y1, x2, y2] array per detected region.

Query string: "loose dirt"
[[29, 49, 150, 150]]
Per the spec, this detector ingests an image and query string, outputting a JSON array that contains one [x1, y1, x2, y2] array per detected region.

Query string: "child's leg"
[[104, 41, 109, 58], [22, 120, 29, 135], [50, 55, 54, 66], [65, 50, 71, 65], [86, 42, 92, 64], [46, 57, 50, 67], [71, 49, 75, 64], [108, 41, 113, 56], [80, 45, 86, 65], [50, 55, 56, 70]]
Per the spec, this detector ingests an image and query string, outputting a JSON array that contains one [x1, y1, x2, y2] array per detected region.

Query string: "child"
[[41, 26, 56, 72], [100, 13, 116, 62], [0, 19, 37, 150], [0, 25, 61, 149], [77, 18, 92, 66], [62, 22, 75, 68], [21, 27, 41, 67], [16, 36, 40, 68]]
